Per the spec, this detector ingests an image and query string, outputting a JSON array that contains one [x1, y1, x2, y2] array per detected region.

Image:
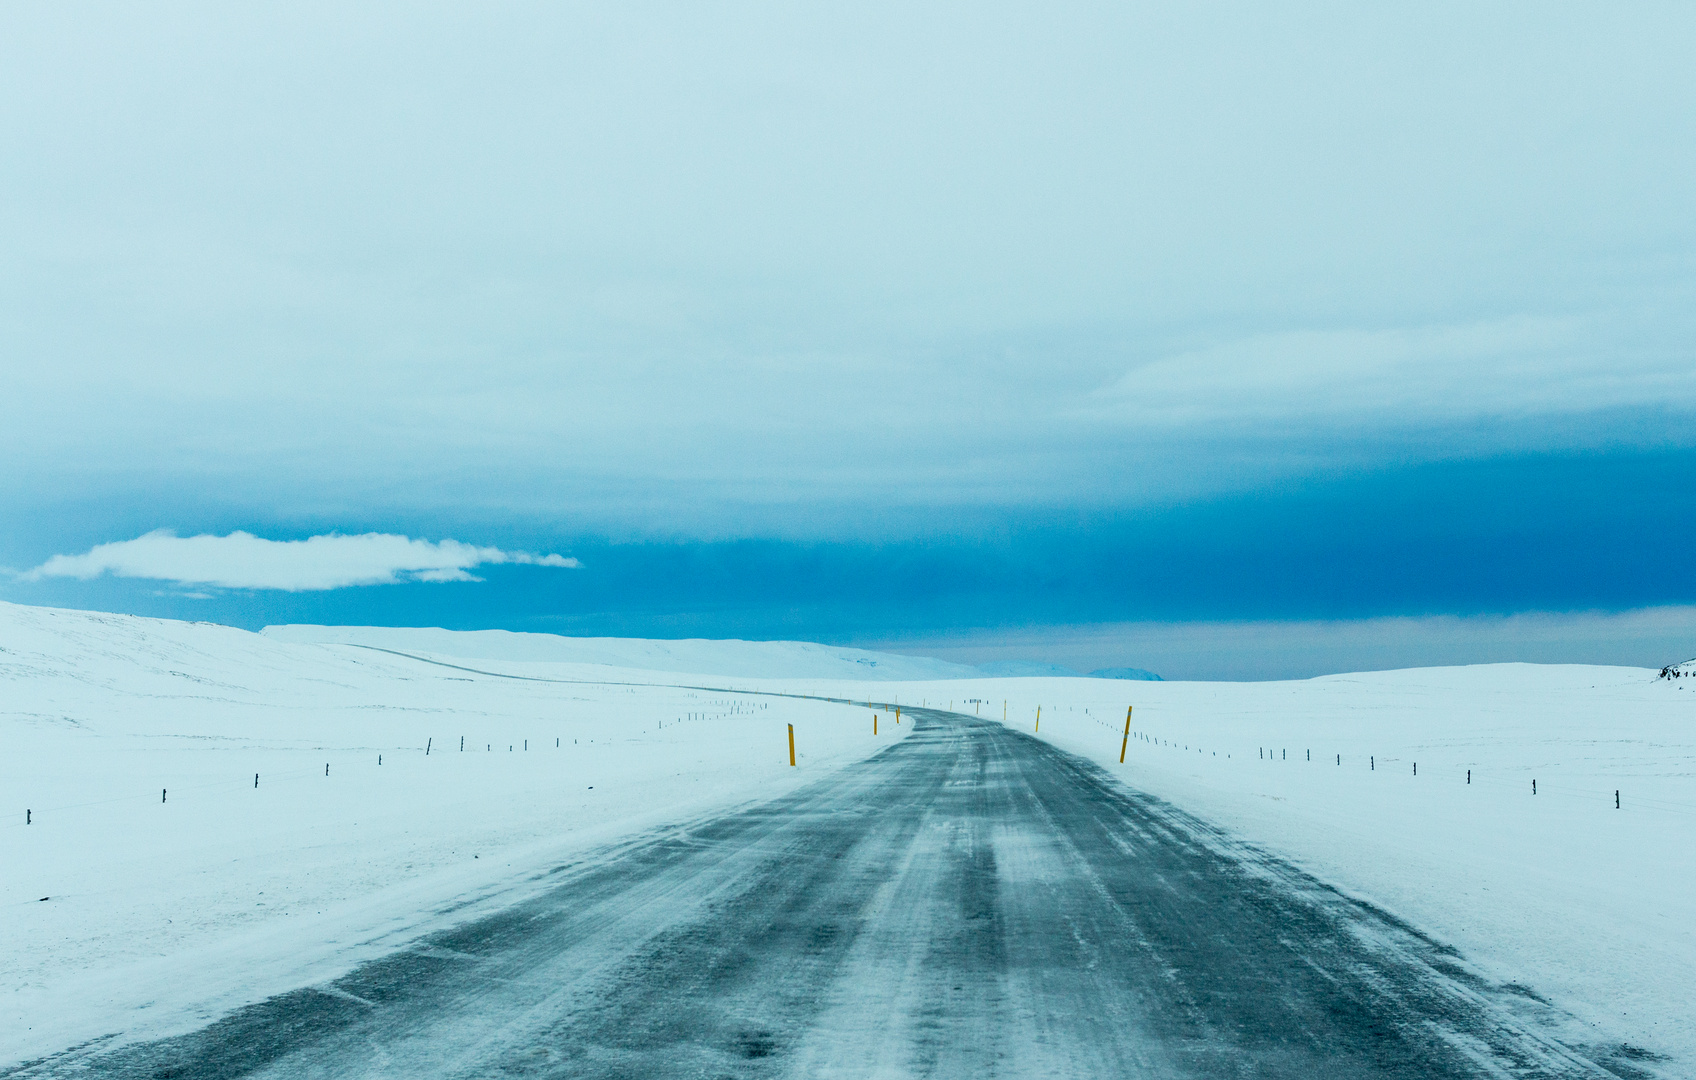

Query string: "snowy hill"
[[972, 659, 1086, 677], [1088, 666, 1163, 680], [260, 623, 981, 681]]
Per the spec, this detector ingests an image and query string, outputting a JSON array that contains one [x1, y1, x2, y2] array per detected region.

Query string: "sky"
[[3, 2, 1695, 678]]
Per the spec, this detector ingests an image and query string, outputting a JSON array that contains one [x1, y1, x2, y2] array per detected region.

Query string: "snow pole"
[[426, 738, 431, 756], [1035, 707, 1040, 733], [1120, 705, 1132, 763], [788, 724, 796, 766], [254, 773, 259, 789], [874, 714, 879, 735]]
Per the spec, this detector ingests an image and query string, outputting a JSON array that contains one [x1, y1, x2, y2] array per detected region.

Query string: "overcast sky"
[[4, 3, 1694, 676]]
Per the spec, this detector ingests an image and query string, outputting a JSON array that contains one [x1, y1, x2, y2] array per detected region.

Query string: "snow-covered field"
[[5, 602, 1693, 1070], [0, 603, 910, 1064]]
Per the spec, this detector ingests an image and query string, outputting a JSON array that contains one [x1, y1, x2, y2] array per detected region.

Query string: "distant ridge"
[[974, 660, 1086, 678], [1090, 667, 1164, 681], [972, 661, 1164, 680], [260, 624, 981, 682]]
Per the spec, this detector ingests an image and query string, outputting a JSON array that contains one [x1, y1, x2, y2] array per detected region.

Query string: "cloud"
[[1087, 315, 1696, 432], [23, 531, 581, 591]]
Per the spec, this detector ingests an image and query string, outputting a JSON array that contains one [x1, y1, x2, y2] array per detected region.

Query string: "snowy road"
[[16, 708, 1630, 1079]]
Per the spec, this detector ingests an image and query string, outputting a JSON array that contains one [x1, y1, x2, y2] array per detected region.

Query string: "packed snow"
[[5, 602, 1693, 1071]]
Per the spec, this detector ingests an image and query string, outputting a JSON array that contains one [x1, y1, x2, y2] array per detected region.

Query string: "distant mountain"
[[1090, 667, 1164, 681], [973, 660, 1086, 678]]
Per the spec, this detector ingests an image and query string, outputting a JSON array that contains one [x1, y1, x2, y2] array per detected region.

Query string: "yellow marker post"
[[1035, 706, 1040, 733], [788, 723, 796, 766], [874, 714, 879, 735], [1120, 705, 1133, 763], [895, 707, 900, 725]]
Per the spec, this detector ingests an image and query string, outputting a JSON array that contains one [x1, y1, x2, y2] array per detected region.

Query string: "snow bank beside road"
[[924, 666, 1696, 1072], [0, 603, 904, 1067]]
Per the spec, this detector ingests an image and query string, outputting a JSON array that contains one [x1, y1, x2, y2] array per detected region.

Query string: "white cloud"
[[22, 531, 581, 591], [1087, 316, 1696, 432]]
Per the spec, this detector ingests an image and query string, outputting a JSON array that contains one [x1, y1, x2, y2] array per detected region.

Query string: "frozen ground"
[[4, 605, 1693, 1074]]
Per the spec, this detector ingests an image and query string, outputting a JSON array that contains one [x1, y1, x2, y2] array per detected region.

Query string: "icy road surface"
[[16, 708, 1630, 1079]]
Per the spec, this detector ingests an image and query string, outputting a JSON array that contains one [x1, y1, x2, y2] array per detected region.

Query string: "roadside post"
[[1120, 705, 1133, 763]]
